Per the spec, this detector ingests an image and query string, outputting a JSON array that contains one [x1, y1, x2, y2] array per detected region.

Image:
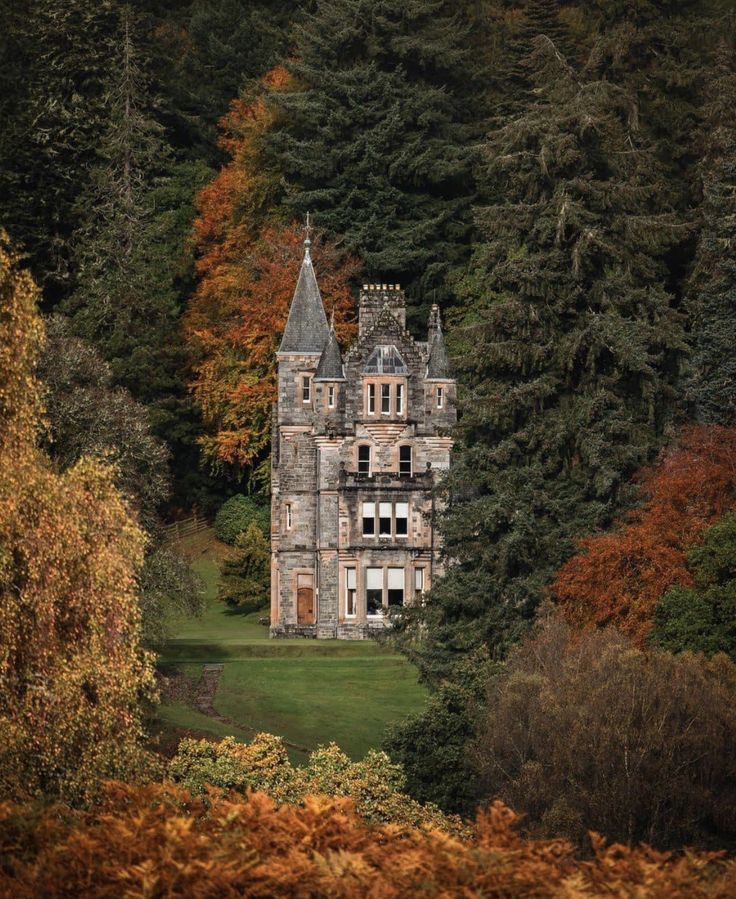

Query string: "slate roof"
[[426, 305, 452, 379], [314, 326, 344, 380], [279, 242, 330, 354]]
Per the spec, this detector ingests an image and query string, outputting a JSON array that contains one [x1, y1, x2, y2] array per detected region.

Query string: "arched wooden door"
[[297, 574, 315, 625]]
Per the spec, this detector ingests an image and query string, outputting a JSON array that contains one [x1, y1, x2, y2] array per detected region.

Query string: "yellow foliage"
[[0, 231, 157, 805]]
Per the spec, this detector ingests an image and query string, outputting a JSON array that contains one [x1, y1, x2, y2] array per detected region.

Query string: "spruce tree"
[[0, 0, 120, 300], [404, 40, 687, 679], [265, 0, 488, 317], [684, 42, 736, 425], [63, 6, 181, 412]]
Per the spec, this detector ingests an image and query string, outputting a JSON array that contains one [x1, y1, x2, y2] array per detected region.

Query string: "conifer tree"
[[265, 0, 487, 316], [404, 41, 687, 679], [684, 42, 736, 425], [63, 6, 180, 410], [0, 0, 120, 298]]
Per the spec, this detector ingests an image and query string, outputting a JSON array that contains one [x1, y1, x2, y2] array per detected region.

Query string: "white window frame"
[[327, 385, 335, 408], [366, 566, 383, 617], [357, 444, 371, 476], [396, 382, 404, 415], [345, 567, 357, 618], [362, 501, 376, 537], [436, 386, 444, 409], [367, 382, 376, 415], [379, 501, 392, 537], [302, 376, 311, 403], [395, 502, 408, 538], [399, 445, 412, 478], [387, 567, 405, 608], [414, 567, 425, 600], [381, 383, 391, 415]]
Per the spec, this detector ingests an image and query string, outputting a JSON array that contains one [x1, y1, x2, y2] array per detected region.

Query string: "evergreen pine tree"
[[265, 0, 488, 318], [499, 0, 576, 113], [403, 41, 687, 679], [685, 42, 736, 425], [581, 0, 710, 209], [63, 6, 181, 413], [0, 0, 120, 300]]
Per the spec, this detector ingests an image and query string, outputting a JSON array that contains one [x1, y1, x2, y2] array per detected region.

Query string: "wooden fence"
[[162, 512, 210, 543]]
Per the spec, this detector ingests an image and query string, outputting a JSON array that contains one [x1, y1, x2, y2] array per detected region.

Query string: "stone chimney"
[[358, 283, 406, 337]]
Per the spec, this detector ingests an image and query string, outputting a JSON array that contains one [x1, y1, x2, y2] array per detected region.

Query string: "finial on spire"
[[303, 211, 313, 261]]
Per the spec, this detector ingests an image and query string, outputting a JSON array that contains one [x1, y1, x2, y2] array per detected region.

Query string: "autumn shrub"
[[214, 493, 269, 544], [2, 782, 736, 897], [0, 232, 158, 805], [168, 733, 464, 835], [472, 613, 736, 849], [553, 425, 736, 643], [652, 513, 736, 660]]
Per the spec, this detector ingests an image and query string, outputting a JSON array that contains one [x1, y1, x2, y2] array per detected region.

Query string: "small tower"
[[270, 227, 330, 632]]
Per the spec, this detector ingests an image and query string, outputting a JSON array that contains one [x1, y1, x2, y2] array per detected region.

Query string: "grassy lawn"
[[154, 532, 428, 760]]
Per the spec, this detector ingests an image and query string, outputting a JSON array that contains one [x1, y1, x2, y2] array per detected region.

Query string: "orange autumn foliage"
[[554, 426, 736, 644], [187, 223, 358, 471], [187, 67, 359, 473], [2, 782, 736, 897]]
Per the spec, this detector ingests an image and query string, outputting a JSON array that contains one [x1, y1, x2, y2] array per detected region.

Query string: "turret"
[[276, 231, 330, 426], [424, 304, 455, 429]]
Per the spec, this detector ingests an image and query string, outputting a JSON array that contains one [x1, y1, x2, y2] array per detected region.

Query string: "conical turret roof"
[[426, 304, 451, 379], [279, 239, 330, 354], [314, 325, 344, 381]]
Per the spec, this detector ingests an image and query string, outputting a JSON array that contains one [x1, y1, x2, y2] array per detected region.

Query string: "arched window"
[[358, 444, 371, 476]]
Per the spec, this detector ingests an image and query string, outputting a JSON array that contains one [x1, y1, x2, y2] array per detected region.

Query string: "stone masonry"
[[270, 235, 456, 639]]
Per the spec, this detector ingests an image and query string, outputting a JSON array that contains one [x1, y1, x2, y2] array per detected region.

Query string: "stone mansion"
[[270, 235, 456, 638]]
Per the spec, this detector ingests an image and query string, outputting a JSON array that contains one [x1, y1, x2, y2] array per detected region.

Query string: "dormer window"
[[302, 376, 311, 403], [364, 345, 408, 375], [367, 383, 376, 415]]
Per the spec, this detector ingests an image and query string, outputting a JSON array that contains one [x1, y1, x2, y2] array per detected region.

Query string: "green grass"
[[154, 540, 428, 760]]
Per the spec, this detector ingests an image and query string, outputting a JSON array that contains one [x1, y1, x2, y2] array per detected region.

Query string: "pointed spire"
[[426, 304, 451, 379], [314, 320, 344, 381], [279, 216, 329, 354]]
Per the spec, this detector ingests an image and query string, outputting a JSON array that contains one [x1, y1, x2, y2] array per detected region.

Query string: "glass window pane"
[[381, 383, 391, 413], [346, 568, 356, 589], [395, 502, 408, 518], [366, 567, 382, 590], [387, 568, 404, 590], [415, 568, 424, 591]]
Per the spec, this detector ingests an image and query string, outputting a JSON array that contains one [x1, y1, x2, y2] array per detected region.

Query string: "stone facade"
[[270, 241, 456, 639]]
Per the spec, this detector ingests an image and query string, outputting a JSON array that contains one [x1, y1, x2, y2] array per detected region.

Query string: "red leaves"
[[554, 426, 736, 643]]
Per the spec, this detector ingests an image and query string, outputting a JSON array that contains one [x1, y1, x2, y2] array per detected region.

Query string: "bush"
[[217, 522, 270, 611], [383, 652, 494, 815], [168, 733, 463, 834], [213, 493, 269, 545], [472, 613, 736, 849], [4, 782, 736, 897], [652, 513, 736, 660]]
